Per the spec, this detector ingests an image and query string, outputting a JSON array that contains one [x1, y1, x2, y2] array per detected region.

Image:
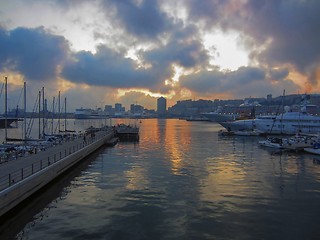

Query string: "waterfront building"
[[157, 97, 167, 116]]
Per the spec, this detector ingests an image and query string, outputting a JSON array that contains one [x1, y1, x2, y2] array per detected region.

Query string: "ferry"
[[74, 108, 109, 119], [201, 106, 239, 123]]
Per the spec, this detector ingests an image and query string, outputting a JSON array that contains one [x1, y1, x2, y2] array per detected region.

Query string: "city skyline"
[[0, 1, 319, 111]]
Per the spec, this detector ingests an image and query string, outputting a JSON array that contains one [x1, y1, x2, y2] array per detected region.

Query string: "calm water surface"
[[1, 119, 320, 239]]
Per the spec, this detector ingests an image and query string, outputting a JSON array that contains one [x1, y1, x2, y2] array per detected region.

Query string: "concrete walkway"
[[0, 128, 114, 217]]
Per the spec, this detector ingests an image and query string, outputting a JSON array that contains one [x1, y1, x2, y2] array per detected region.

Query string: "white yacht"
[[219, 106, 320, 135]]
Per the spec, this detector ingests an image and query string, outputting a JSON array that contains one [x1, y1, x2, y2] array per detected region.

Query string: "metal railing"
[[0, 130, 111, 192]]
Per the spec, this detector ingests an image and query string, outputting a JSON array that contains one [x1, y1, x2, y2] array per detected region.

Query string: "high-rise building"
[[157, 97, 167, 115], [115, 103, 122, 113], [104, 105, 113, 114]]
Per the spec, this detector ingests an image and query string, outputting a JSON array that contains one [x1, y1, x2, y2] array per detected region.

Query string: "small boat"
[[281, 135, 317, 150], [258, 137, 284, 149], [304, 143, 320, 155], [259, 134, 317, 150]]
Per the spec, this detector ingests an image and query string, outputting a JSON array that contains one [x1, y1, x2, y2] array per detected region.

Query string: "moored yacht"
[[219, 106, 320, 135]]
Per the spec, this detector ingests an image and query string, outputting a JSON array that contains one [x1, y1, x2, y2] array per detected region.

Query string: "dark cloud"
[[100, 0, 173, 40], [269, 68, 289, 81], [0, 27, 69, 81], [61, 45, 169, 90], [180, 66, 297, 97], [228, 66, 265, 84], [180, 70, 223, 93], [185, 0, 225, 27], [244, 0, 320, 73], [143, 25, 210, 69], [180, 67, 264, 93]]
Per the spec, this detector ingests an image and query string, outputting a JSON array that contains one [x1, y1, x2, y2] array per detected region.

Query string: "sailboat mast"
[[64, 97, 67, 131], [58, 91, 60, 132], [4, 76, 7, 144], [42, 87, 45, 138], [52, 96, 55, 135], [24, 82, 27, 140], [38, 90, 41, 139], [280, 89, 285, 134]]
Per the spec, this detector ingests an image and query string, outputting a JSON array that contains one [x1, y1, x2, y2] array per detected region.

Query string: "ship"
[[74, 108, 110, 119]]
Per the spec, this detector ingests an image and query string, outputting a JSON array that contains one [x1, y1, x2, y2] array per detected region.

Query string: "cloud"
[[62, 24, 210, 92], [1, 0, 319, 110], [269, 68, 289, 81], [182, 0, 320, 87], [61, 45, 168, 90], [180, 66, 298, 98], [244, 0, 320, 72], [0, 27, 69, 81], [143, 25, 210, 69], [100, 0, 173, 40]]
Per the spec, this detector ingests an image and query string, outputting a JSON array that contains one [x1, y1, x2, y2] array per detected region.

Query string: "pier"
[[0, 127, 115, 218]]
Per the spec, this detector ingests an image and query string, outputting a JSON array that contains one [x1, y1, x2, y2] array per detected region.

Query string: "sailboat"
[[0, 77, 20, 129]]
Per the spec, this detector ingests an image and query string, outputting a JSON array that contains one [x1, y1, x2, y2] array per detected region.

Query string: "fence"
[[0, 130, 111, 192]]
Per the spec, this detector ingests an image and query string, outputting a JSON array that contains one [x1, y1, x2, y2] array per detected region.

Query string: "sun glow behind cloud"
[[203, 31, 249, 71]]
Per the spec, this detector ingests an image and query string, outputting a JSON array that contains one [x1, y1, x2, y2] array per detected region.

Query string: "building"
[[157, 97, 167, 116], [115, 103, 122, 113]]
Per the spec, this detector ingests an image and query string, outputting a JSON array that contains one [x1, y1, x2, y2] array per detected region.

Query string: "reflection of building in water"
[[163, 119, 192, 175]]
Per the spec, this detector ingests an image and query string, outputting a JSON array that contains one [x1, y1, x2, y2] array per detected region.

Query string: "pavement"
[[0, 130, 112, 191]]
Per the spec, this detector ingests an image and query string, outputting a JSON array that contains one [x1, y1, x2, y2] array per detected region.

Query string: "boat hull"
[[304, 148, 320, 155], [219, 111, 320, 135]]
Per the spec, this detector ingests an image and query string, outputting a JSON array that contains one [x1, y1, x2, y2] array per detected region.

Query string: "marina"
[[1, 119, 320, 239], [1, 1, 319, 238]]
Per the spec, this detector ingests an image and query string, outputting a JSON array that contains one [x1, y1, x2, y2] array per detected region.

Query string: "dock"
[[0, 127, 115, 218], [114, 124, 139, 141]]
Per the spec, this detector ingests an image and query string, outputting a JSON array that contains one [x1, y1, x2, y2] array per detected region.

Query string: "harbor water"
[[1, 119, 320, 239]]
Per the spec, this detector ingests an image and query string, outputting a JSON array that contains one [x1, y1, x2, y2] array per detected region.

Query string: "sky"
[[0, 0, 320, 112]]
